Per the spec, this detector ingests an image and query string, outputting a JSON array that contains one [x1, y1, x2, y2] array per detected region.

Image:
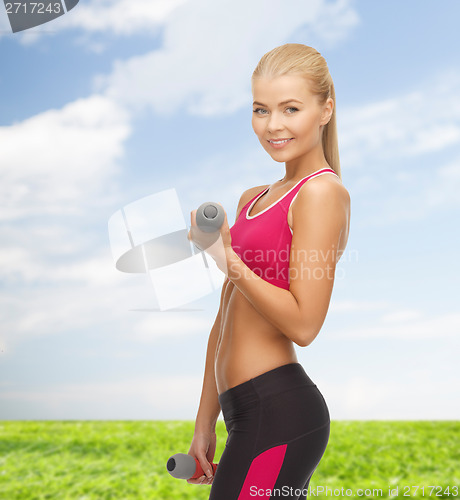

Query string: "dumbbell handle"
[[191, 458, 218, 480]]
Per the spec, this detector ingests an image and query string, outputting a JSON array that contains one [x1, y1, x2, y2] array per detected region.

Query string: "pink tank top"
[[229, 167, 338, 290]]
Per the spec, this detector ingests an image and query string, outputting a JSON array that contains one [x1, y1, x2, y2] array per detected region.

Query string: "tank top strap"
[[247, 188, 268, 206], [278, 167, 338, 212]]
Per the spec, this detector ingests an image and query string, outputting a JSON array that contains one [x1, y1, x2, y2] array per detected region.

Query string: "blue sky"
[[0, 0, 459, 421]]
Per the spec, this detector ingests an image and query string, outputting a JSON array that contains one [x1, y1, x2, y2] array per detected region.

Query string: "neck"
[[280, 142, 330, 184]]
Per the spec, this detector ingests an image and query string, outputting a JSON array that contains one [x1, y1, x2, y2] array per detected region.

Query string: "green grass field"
[[0, 421, 458, 499]]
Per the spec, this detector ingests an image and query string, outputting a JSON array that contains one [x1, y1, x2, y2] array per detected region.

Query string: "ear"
[[320, 97, 334, 126]]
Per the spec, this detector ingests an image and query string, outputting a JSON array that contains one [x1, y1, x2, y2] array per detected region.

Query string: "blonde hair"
[[252, 43, 341, 180]]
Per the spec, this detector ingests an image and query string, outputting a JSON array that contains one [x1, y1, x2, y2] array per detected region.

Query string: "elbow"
[[286, 310, 323, 347], [292, 328, 314, 348], [295, 336, 312, 348], [288, 301, 326, 346], [292, 324, 320, 347], [284, 326, 307, 347], [295, 338, 310, 348]]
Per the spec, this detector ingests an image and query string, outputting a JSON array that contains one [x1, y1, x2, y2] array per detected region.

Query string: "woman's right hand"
[[186, 428, 217, 486]]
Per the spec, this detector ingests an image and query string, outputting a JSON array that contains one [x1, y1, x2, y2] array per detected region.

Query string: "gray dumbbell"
[[196, 202, 224, 233], [166, 452, 218, 480]]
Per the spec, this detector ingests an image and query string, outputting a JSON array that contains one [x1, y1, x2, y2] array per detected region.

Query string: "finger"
[[190, 209, 197, 226], [186, 476, 204, 485], [223, 211, 230, 229], [197, 456, 213, 480]]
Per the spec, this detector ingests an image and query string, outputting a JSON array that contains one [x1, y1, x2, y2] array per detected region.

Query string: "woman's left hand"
[[187, 203, 232, 272]]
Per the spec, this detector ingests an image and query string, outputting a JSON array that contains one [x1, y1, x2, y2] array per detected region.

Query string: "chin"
[[267, 150, 295, 162], [270, 156, 286, 163]]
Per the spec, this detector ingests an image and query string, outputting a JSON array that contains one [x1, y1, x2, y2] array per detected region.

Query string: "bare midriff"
[[214, 278, 299, 395]]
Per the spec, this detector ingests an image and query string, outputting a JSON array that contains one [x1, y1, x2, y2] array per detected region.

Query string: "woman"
[[187, 43, 350, 499]]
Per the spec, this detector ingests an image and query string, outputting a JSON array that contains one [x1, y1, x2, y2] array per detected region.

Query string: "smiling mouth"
[[267, 138, 294, 149], [268, 138, 294, 144]]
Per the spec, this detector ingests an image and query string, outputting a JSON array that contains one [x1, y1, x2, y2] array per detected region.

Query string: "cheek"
[[295, 115, 320, 139], [251, 116, 256, 132], [252, 118, 264, 137]]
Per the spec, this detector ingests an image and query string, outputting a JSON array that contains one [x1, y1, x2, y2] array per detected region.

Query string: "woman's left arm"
[[223, 181, 350, 347]]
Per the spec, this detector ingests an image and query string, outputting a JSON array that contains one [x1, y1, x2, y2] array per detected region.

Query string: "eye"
[[286, 107, 299, 114], [253, 107, 268, 115]]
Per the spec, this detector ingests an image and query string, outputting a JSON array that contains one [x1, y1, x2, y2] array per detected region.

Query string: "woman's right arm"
[[190, 186, 266, 434], [187, 189, 260, 485], [187, 276, 229, 485], [194, 276, 229, 433], [192, 187, 259, 432]]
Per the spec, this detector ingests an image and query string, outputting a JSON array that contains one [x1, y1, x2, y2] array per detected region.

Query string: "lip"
[[267, 138, 294, 149]]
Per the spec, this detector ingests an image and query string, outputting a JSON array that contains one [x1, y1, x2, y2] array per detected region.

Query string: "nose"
[[266, 111, 284, 134]]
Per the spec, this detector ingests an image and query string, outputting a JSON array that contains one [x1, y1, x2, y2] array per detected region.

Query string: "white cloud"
[[0, 283, 131, 342], [328, 311, 460, 340], [63, 0, 189, 35], [354, 155, 460, 225], [0, 374, 204, 419], [424, 159, 460, 210], [4, 0, 189, 46], [0, 275, 215, 348], [0, 244, 117, 287], [339, 68, 460, 224], [130, 313, 213, 342], [5, 0, 359, 54], [381, 309, 422, 323], [0, 94, 131, 220], [2, 369, 458, 420], [321, 375, 460, 419], [340, 69, 460, 168], [94, 0, 358, 117], [329, 300, 390, 313]]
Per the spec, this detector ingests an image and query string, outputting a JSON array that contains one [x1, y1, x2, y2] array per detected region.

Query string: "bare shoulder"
[[234, 183, 270, 221], [291, 174, 351, 252], [292, 173, 350, 214]]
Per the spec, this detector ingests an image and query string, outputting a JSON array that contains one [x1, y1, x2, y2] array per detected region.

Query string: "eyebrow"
[[252, 99, 303, 107]]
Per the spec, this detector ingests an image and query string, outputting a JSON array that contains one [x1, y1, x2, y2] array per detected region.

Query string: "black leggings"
[[209, 363, 330, 500]]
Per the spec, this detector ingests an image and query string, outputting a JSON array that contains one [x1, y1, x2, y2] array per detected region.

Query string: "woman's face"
[[251, 75, 332, 164]]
